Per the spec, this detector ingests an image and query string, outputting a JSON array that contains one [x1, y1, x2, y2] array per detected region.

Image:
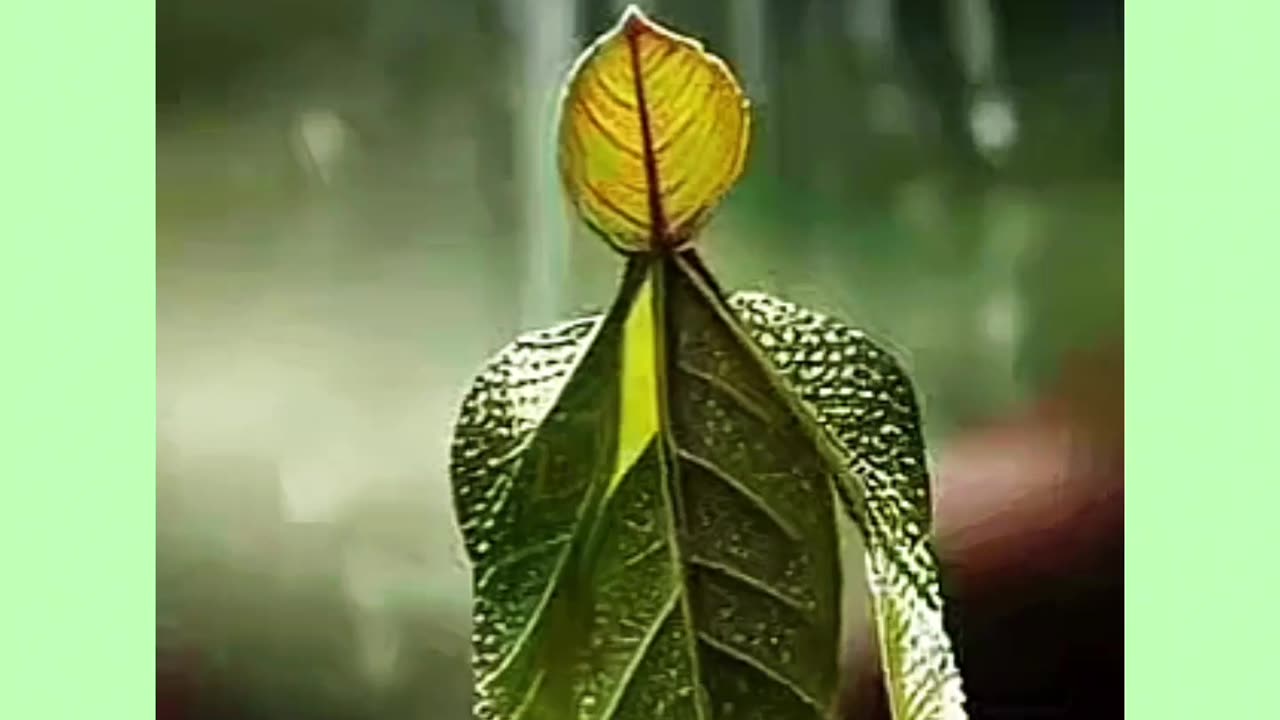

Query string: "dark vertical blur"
[[158, 1, 1121, 718]]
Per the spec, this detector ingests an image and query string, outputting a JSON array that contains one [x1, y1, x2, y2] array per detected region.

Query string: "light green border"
[[5, 3, 1279, 720], [1126, 3, 1280, 719], [0, 3, 154, 719]]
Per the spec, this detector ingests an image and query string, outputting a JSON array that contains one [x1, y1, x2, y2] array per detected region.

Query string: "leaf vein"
[[688, 556, 807, 612], [476, 535, 572, 592], [676, 449, 802, 542], [576, 100, 643, 160], [478, 543, 573, 690], [696, 631, 826, 715], [584, 179, 650, 233], [598, 587, 682, 718], [676, 361, 774, 425]]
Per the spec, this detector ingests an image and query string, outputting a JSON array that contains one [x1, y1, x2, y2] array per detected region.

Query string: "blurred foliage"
[[157, 1, 1120, 718]]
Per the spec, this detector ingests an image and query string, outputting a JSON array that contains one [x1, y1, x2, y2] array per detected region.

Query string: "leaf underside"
[[451, 256, 965, 720]]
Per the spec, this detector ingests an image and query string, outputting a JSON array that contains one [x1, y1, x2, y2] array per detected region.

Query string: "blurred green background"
[[157, 1, 1121, 718]]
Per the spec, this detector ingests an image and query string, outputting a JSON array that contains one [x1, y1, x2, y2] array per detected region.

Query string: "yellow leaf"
[[558, 5, 751, 253]]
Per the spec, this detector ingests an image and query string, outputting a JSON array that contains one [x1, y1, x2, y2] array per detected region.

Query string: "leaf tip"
[[619, 4, 651, 34]]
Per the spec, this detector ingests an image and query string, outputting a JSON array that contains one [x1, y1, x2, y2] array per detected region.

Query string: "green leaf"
[[450, 258, 966, 720], [451, 254, 843, 720], [731, 293, 968, 720]]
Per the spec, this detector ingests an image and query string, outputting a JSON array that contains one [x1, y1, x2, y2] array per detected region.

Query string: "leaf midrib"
[[663, 254, 849, 716], [648, 256, 713, 720], [673, 253, 872, 530], [516, 11, 868, 711], [497, 254, 863, 719], [636, 256, 840, 713]]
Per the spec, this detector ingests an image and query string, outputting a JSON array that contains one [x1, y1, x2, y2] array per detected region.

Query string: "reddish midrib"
[[625, 21, 670, 249]]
